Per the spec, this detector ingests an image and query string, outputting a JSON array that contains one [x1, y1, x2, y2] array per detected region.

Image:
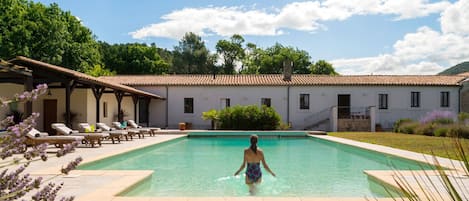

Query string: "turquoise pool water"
[[79, 135, 432, 197]]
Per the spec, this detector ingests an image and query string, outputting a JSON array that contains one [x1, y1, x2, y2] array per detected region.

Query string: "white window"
[[378, 94, 388, 109], [103, 102, 108, 118], [441, 91, 449, 107], [184, 98, 194, 113], [261, 98, 271, 107], [300, 94, 310, 109], [411, 92, 420, 108], [220, 98, 230, 109]]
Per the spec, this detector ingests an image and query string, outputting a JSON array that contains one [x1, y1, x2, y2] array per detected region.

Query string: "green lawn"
[[328, 132, 469, 161]]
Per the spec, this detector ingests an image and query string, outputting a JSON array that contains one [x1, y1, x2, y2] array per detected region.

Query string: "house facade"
[[1, 57, 468, 132], [100, 74, 468, 131]]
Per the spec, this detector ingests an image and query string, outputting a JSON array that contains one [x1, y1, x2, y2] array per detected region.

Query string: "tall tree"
[[172, 32, 213, 74], [99, 42, 169, 74], [0, 0, 101, 71], [254, 43, 312, 74], [310, 60, 339, 75], [216, 34, 245, 74], [240, 43, 263, 74]]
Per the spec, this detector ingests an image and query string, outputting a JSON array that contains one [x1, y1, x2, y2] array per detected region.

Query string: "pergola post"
[[132, 95, 139, 123], [145, 97, 151, 127], [24, 76, 33, 118], [114, 91, 124, 122], [64, 80, 76, 128], [92, 86, 105, 123]]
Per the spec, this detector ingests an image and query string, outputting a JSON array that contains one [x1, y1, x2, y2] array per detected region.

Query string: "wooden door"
[[43, 99, 57, 135]]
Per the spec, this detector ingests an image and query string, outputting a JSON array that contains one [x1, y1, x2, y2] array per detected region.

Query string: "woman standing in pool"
[[234, 134, 276, 193]]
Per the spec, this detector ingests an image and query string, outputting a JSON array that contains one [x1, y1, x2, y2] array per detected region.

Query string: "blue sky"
[[35, 0, 469, 75]]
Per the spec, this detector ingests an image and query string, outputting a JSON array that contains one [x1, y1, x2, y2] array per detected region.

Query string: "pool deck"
[[7, 132, 467, 201]]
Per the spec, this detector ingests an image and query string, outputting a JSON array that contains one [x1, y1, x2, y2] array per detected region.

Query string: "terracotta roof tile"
[[11, 57, 163, 99], [99, 74, 466, 86]]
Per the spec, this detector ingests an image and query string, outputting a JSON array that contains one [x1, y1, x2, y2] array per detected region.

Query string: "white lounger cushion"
[[127, 120, 141, 128], [96, 123, 115, 131], [27, 128, 49, 138], [27, 128, 84, 141], [51, 123, 79, 135], [112, 122, 124, 129]]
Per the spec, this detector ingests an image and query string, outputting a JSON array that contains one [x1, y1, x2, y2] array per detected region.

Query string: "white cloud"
[[332, 23, 469, 75], [130, 0, 449, 39], [130, 0, 468, 75], [441, 0, 469, 35], [322, 0, 450, 20], [330, 0, 469, 75]]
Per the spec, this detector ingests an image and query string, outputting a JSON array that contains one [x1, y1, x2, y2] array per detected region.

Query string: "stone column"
[[370, 106, 376, 132]]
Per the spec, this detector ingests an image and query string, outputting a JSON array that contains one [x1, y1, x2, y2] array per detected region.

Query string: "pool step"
[[307, 131, 327, 135]]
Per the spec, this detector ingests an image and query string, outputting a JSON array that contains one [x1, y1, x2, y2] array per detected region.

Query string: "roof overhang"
[[8, 56, 164, 100]]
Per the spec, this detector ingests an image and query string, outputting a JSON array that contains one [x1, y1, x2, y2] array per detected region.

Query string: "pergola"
[[0, 59, 33, 116], [1, 56, 163, 129]]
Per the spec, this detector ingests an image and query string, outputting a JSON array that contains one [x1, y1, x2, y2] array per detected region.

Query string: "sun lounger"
[[26, 128, 83, 148], [78, 123, 122, 144], [112, 122, 144, 139], [51, 123, 109, 147], [127, 120, 160, 136], [96, 122, 133, 141]]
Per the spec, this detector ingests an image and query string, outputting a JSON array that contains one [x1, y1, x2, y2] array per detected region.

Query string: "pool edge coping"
[[32, 132, 466, 201], [309, 135, 466, 171]]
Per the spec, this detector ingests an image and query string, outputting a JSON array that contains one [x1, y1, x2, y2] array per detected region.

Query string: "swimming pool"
[[78, 134, 432, 197]]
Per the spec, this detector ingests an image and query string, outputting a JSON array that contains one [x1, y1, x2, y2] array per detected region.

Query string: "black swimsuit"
[[246, 162, 262, 182]]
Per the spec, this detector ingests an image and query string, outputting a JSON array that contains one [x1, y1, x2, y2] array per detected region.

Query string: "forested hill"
[[438, 62, 469, 75]]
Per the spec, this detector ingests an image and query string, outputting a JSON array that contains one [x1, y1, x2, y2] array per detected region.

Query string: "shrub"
[[278, 122, 291, 130], [216, 105, 281, 130], [420, 110, 456, 125], [415, 123, 435, 136], [393, 118, 413, 132], [458, 112, 469, 124], [447, 125, 469, 139], [399, 122, 419, 134], [434, 126, 449, 137]]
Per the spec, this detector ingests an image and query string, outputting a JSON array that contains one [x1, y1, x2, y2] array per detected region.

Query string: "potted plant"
[[202, 109, 219, 130]]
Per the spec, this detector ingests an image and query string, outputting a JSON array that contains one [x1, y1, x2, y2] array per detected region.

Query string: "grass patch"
[[329, 132, 469, 161]]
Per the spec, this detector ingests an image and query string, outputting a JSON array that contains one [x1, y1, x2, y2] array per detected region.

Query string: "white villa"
[[1, 57, 469, 132]]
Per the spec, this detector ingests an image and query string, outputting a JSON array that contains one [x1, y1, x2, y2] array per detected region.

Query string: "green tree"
[[0, 0, 101, 71], [172, 32, 214, 74], [240, 43, 263, 74], [99, 42, 169, 74], [84, 64, 116, 77], [216, 34, 245, 74], [242, 43, 312, 74], [310, 60, 339, 75]]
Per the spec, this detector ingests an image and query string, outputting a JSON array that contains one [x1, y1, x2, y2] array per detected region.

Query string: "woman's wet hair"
[[250, 134, 258, 154]]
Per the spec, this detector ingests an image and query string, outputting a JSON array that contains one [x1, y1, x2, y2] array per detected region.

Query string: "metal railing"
[[304, 107, 331, 129], [337, 106, 370, 119]]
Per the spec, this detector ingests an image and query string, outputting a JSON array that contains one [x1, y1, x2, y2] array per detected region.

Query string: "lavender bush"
[[0, 84, 81, 201], [419, 110, 456, 125]]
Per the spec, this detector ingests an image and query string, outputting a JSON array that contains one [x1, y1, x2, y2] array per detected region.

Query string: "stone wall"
[[338, 119, 371, 131]]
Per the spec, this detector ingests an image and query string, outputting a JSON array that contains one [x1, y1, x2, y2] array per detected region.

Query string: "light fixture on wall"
[[47, 89, 52, 96]]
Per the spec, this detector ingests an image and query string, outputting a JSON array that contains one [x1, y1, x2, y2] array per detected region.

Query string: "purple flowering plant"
[[0, 84, 81, 201], [419, 110, 456, 125]]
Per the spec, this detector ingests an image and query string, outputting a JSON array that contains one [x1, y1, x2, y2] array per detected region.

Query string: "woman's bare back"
[[244, 148, 264, 163]]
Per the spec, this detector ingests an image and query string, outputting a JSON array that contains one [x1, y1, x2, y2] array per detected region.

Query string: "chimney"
[[283, 60, 293, 81]]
